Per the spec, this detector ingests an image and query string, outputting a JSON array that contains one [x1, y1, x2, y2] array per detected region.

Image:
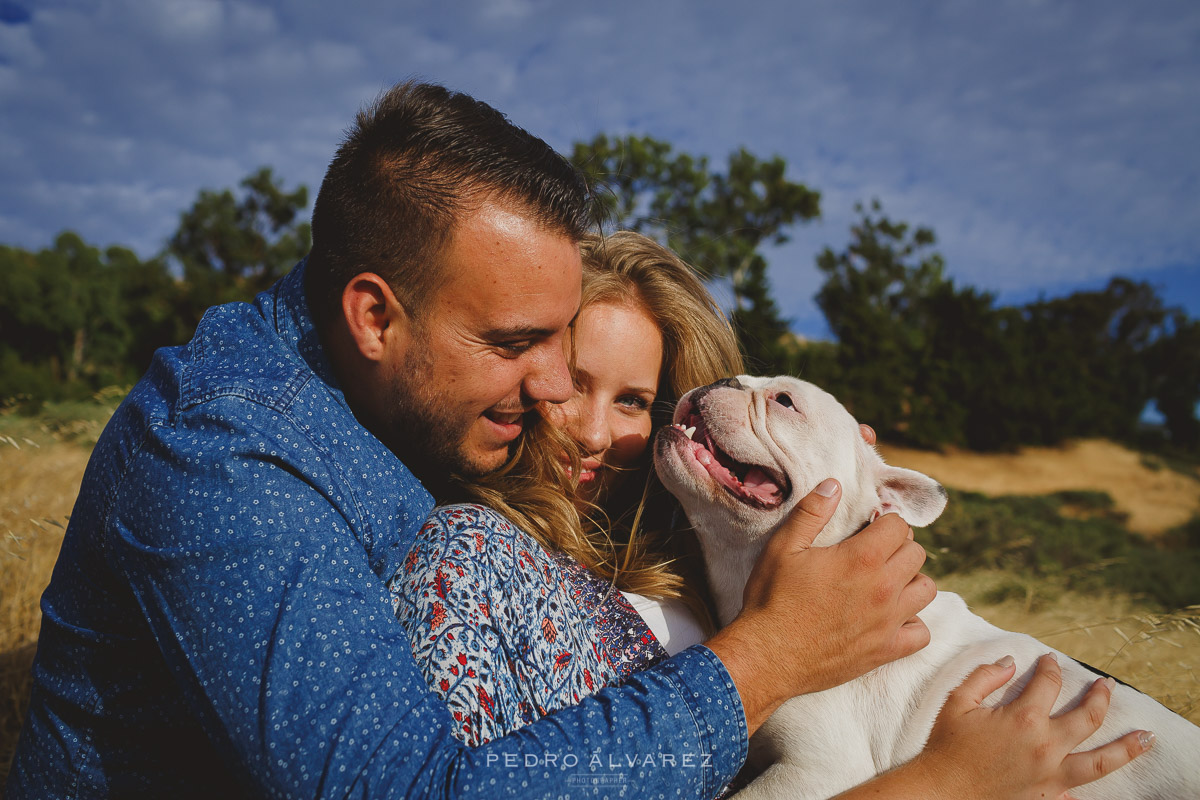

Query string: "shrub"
[[917, 489, 1200, 610]]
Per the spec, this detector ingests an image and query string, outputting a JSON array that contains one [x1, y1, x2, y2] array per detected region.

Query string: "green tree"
[[571, 134, 820, 370], [1148, 312, 1200, 450], [168, 166, 310, 325], [1017, 278, 1169, 444], [813, 200, 954, 442], [810, 201, 1199, 452], [0, 233, 180, 402]]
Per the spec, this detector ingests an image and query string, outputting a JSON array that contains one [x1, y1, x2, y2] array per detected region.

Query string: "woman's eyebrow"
[[574, 366, 655, 397]]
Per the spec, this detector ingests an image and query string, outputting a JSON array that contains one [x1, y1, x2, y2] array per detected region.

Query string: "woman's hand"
[[909, 653, 1154, 800]]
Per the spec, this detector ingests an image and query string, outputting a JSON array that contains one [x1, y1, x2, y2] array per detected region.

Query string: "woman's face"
[[548, 300, 664, 506]]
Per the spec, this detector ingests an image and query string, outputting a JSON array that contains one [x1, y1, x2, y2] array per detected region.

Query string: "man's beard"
[[387, 346, 498, 489]]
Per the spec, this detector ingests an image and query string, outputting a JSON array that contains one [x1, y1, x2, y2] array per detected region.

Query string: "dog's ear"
[[875, 465, 947, 527]]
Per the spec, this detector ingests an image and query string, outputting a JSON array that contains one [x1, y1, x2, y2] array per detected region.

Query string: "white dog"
[[654, 375, 1200, 799]]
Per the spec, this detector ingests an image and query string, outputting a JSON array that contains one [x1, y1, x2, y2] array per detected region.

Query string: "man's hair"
[[306, 81, 592, 321]]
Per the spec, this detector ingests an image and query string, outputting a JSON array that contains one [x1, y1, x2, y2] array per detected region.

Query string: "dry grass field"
[[1, 404, 1197, 786], [939, 572, 1200, 724], [0, 412, 98, 783], [879, 438, 1200, 537]]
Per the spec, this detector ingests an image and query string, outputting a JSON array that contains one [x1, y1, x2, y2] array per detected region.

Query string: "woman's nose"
[[571, 403, 610, 454]]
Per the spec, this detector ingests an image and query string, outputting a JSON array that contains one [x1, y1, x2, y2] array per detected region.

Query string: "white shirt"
[[620, 591, 707, 656]]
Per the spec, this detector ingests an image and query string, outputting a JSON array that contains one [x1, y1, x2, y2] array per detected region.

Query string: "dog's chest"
[[738, 594, 1016, 798]]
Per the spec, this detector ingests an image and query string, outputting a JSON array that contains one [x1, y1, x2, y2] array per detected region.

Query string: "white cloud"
[[478, 0, 536, 22], [0, 15, 42, 69], [136, 0, 224, 42], [227, 1, 278, 38], [0, 0, 1196, 330]]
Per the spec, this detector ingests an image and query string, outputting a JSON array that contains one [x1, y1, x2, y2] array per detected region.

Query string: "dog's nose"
[[712, 377, 743, 390]]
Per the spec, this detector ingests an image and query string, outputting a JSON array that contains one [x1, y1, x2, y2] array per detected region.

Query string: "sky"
[[1, 0, 1198, 338]]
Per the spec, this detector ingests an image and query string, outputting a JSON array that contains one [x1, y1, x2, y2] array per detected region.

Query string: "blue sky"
[[1, 0, 1197, 337]]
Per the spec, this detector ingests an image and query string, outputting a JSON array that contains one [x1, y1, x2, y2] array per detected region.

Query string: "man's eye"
[[497, 342, 532, 357]]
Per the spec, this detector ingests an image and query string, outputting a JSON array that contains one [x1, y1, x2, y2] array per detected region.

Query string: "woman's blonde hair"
[[449, 231, 744, 625]]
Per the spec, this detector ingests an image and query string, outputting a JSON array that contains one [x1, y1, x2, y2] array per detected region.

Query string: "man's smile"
[[482, 407, 527, 442]]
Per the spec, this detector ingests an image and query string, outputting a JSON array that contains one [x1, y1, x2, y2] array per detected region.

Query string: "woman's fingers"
[[1061, 729, 1155, 789], [1053, 677, 1115, 748], [943, 656, 1018, 715], [1011, 652, 1066, 713]]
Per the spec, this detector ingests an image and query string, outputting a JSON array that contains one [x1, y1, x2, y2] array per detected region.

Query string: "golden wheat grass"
[[1, 411, 1197, 786], [941, 571, 1200, 724], [0, 424, 93, 785]]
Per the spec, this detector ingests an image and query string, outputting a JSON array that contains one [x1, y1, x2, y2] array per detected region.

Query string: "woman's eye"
[[618, 395, 651, 411]]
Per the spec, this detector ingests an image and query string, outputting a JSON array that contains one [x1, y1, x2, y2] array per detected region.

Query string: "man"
[[8, 82, 933, 798]]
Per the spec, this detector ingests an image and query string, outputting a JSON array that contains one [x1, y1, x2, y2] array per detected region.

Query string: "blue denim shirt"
[[7, 260, 748, 799]]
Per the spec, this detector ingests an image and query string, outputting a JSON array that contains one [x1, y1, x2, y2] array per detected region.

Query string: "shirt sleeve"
[[107, 402, 748, 799]]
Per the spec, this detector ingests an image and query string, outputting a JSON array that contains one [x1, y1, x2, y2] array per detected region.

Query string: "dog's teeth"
[[684, 426, 697, 440]]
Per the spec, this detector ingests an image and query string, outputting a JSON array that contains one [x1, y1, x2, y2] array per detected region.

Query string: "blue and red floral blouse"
[[390, 503, 668, 746]]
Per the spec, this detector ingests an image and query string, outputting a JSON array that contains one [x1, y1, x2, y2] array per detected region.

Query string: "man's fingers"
[[771, 478, 841, 552], [1054, 678, 1115, 748], [1060, 729, 1154, 789], [1012, 653, 1065, 713], [943, 657, 1018, 715], [891, 616, 931, 660], [897, 572, 937, 620], [887, 537, 927, 574], [847, 512, 912, 563]]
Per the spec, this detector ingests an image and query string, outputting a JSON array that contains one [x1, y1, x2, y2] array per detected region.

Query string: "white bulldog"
[[654, 375, 1200, 799]]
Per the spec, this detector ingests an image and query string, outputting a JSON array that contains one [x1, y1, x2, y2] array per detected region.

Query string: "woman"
[[390, 232, 1147, 795], [389, 231, 734, 745]]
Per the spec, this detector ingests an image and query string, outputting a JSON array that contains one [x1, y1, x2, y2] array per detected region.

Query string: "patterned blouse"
[[389, 503, 669, 747]]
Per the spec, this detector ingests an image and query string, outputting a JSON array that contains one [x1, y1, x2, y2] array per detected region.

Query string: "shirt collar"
[[263, 256, 342, 395]]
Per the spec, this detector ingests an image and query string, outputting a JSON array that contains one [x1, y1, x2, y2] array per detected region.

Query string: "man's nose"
[[524, 345, 574, 405]]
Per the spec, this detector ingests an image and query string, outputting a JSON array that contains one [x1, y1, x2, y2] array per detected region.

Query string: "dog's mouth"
[[667, 411, 789, 508]]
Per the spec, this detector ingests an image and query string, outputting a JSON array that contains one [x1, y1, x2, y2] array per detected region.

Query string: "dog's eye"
[[774, 393, 795, 410]]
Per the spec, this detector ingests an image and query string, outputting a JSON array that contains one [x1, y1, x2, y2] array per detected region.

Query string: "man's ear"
[[875, 465, 948, 527], [341, 273, 409, 362]]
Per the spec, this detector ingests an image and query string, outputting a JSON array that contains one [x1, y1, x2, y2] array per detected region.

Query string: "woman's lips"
[[561, 458, 603, 483]]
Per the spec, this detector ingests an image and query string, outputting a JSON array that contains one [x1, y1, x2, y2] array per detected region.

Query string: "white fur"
[[654, 375, 1200, 799]]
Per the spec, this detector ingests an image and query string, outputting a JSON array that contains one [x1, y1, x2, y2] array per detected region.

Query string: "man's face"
[[386, 200, 582, 480]]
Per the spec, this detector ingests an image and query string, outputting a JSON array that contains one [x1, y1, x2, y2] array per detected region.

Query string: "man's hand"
[[706, 478, 936, 733]]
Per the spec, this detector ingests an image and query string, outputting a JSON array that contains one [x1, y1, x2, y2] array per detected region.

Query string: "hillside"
[[1, 420, 1198, 784], [879, 438, 1200, 537]]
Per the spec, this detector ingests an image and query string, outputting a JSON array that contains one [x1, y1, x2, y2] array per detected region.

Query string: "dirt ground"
[[879, 438, 1200, 536]]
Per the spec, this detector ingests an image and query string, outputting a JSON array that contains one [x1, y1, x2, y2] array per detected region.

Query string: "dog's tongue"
[[693, 441, 782, 504], [742, 467, 782, 503]]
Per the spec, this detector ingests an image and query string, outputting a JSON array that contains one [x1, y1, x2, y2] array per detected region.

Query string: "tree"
[[1148, 312, 1200, 450], [168, 167, 310, 325], [1017, 278, 1169, 444], [810, 201, 1200, 452], [0, 233, 180, 402], [571, 135, 820, 370], [813, 200, 954, 442]]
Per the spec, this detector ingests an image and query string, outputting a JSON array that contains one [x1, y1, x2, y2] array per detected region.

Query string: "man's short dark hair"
[[306, 81, 592, 322]]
